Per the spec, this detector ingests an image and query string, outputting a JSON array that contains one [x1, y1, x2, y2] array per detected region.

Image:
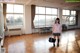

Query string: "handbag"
[[49, 37, 55, 43]]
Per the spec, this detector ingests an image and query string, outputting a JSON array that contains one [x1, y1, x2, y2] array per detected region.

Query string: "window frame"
[[34, 6, 58, 28], [62, 9, 77, 26], [6, 4, 24, 28]]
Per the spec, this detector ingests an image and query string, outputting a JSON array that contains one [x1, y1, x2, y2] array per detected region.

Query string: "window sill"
[[7, 25, 22, 28]]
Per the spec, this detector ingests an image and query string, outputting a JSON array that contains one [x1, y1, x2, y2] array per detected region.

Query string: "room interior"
[[0, 0, 80, 53]]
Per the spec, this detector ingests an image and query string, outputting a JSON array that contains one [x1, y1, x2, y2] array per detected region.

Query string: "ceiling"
[[1, 0, 80, 9], [44, 0, 80, 7]]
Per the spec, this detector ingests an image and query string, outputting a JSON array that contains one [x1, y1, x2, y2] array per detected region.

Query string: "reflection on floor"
[[4, 29, 80, 53], [8, 41, 25, 53]]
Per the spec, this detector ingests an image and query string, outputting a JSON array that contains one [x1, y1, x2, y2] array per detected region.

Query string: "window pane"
[[14, 5, 23, 13], [33, 15, 45, 28], [46, 15, 52, 27], [38, 15, 45, 27], [7, 4, 13, 13], [33, 15, 39, 28], [35, 7, 39, 14], [71, 11, 76, 15], [69, 17, 75, 25], [36, 7, 45, 14], [6, 14, 14, 25], [65, 10, 70, 15], [69, 17, 74, 21], [39, 7, 45, 14], [62, 16, 76, 25], [46, 8, 52, 14], [62, 16, 69, 24], [51, 16, 57, 23], [52, 8, 57, 15], [62, 10, 70, 15], [14, 14, 23, 25], [6, 14, 23, 26]]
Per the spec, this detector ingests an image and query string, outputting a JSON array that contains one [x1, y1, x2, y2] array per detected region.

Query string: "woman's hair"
[[55, 18, 60, 24]]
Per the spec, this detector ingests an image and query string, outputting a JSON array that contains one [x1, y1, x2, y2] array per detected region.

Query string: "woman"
[[52, 18, 62, 47]]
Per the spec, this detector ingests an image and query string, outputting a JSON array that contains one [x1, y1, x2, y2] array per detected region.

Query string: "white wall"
[[24, 5, 32, 34]]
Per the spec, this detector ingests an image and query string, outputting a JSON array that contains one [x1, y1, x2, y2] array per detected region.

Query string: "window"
[[62, 10, 76, 25], [6, 4, 24, 26], [34, 6, 58, 28]]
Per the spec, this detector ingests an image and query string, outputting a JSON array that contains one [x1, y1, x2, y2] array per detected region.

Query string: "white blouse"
[[52, 23, 62, 33]]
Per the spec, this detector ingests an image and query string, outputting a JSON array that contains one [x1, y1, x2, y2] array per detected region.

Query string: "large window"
[[34, 6, 58, 28], [62, 10, 76, 25], [6, 4, 24, 26]]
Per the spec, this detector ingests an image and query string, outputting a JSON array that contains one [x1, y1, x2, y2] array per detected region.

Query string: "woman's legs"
[[53, 36, 56, 47], [57, 36, 60, 47]]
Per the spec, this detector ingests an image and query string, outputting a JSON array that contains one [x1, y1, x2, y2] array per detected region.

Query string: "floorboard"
[[3, 29, 80, 53]]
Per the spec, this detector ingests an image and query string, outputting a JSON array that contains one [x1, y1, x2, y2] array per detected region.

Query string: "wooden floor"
[[3, 29, 80, 53]]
